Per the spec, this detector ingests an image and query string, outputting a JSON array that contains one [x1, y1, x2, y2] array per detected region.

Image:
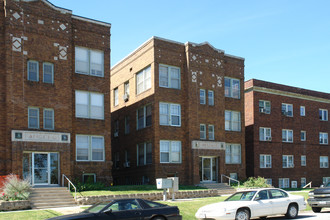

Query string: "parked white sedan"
[[195, 188, 306, 220]]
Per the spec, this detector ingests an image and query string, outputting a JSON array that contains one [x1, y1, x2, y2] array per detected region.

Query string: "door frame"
[[200, 156, 218, 183]]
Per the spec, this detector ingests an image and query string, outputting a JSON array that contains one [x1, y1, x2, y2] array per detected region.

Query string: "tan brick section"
[[111, 37, 246, 185], [0, 0, 112, 184], [245, 79, 330, 187]]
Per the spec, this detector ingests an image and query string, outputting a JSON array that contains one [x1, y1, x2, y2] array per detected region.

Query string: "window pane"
[[171, 142, 181, 162], [159, 103, 169, 125], [75, 47, 89, 74], [146, 105, 152, 126], [137, 108, 144, 129], [43, 63, 53, 83], [225, 111, 231, 130], [136, 71, 144, 94], [224, 78, 230, 97], [146, 143, 152, 164], [159, 66, 168, 87], [28, 108, 39, 128], [76, 91, 89, 117], [232, 79, 240, 98], [91, 93, 104, 119], [200, 89, 205, 104], [91, 137, 104, 161], [90, 50, 103, 76], [77, 136, 89, 160], [170, 68, 180, 89], [208, 91, 214, 105], [144, 66, 151, 90], [28, 61, 38, 81], [44, 109, 54, 129]]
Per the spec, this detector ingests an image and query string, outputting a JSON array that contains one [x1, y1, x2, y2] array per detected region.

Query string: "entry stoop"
[[29, 187, 76, 209], [198, 183, 237, 195]]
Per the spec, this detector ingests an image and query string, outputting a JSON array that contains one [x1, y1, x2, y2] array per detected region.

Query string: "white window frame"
[[136, 104, 152, 130], [75, 91, 104, 120], [200, 124, 206, 140], [320, 156, 329, 168], [259, 127, 272, 141], [301, 155, 306, 166], [224, 77, 240, 99], [281, 103, 293, 117], [259, 100, 271, 114], [137, 142, 152, 166], [300, 106, 305, 116], [28, 107, 39, 129], [136, 66, 151, 95], [75, 46, 104, 77], [159, 64, 180, 89], [208, 90, 214, 106], [283, 155, 294, 168], [282, 129, 293, 143], [260, 154, 272, 168], [159, 103, 181, 127], [27, 60, 39, 82], [225, 144, 241, 164], [114, 87, 118, 106], [160, 140, 182, 163], [319, 132, 328, 145], [301, 131, 306, 141], [76, 135, 105, 162], [279, 178, 290, 188], [43, 108, 54, 130], [43, 62, 54, 84], [319, 109, 328, 121], [208, 124, 214, 140], [225, 110, 241, 131], [200, 89, 206, 105]]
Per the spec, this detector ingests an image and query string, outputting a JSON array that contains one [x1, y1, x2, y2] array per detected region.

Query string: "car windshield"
[[225, 191, 257, 201], [326, 182, 330, 187], [85, 201, 111, 213]]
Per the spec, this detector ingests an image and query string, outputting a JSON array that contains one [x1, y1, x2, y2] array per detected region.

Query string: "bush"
[[0, 174, 31, 201], [73, 177, 106, 192], [243, 177, 271, 188]]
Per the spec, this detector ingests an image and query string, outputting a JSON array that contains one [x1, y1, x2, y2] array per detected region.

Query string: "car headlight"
[[308, 192, 314, 198]]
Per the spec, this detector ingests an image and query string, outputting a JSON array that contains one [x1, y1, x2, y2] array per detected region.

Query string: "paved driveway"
[[256, 209, 330, 220]]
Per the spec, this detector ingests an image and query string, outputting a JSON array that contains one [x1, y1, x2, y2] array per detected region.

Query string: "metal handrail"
[[221, 174, 240, 188], [303, 181, 312, 189], [62, 174, 77, 200]]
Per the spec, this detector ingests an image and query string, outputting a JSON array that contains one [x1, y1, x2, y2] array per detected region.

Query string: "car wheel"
[[235, 209, 250, 220], [151, 216, 165, 220], [312, 207, 322, 213], [285, 204, 298, 219]]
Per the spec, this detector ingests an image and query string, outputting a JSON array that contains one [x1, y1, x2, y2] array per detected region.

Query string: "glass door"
[[199, 157, 218, 182], [33, 153, 48, 185], [29, 152, 59, 185]]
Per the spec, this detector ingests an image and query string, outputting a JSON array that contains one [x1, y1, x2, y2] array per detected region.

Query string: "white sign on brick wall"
[[192, 140, 225, 150], [11, 130, 70, 143]]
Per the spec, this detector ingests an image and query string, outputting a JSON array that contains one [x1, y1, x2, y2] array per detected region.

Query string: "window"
[[28, 107, 39, 129], [113, 120, 119, 137], [75, 47, 104, 77], [159, 103, 181, 126], [27, 60, 39, 81], [301, 155, 306, 166], [283, 155, 294, 168], [83, 174, 96, 183], [114, 152, 120, 168], [208, 90, 214, 106], [320, 156, 329, 168], [319, 109, 328, 121], [281, 103, 293, 117], [75, 91, 104, 120], [114, 88, 118, 106], [225, 111, 241, 131], [282, 129, 293, 142], [266, 179, 272, 186], [159, 64, 180, 89], [300, 106, 305, 116], [301, 178, 306, 188], [136, 66, 151, 94], [260, 155, 272, 168], [301, 131, 306, 141], [200, 124, 206, 139], [43, 62, 54, 84], [124, 150, 131, 167], [224, 77, 240, 99], [225, 144, 241, 164], [124, 81, 129, 101], [76, 135, 104, 161], [208, 125, 214, 140], [259, 127, 271, 141], [125, 116, 130, 134], [137, 105, 152, 130], [200, 89, 206, 104], [160, 141, 181, 163], [319, 132, 328, 144], [137, 142, 152, 166], [279, 178, 290, 188], [43, 108, 54, 130], [259, 100, 271, 114], [323, 177, 330, 185]]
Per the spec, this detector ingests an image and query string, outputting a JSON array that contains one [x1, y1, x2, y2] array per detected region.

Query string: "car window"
[[226, 191, 256, 201], [255, 190, 269, 200], [86, 202, 109, 213], [105, 200, 141, 212], [144, 200, 166, 208], [269, 189, 288, 199]]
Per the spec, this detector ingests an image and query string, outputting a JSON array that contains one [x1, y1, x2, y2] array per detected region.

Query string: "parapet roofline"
[[112, 36, 244, 69]]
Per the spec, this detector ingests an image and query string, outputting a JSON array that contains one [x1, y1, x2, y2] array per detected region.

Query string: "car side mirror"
[[104, 209, 112, 214], [255, 197, 262, 201]]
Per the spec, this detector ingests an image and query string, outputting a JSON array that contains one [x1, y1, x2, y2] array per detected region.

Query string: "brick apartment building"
[[0, 0, 112, 186], [111, 37, 245, 185], [245, 79, 330, 188]]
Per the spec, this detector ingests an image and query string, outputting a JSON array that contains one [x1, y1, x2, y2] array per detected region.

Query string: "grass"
[[0, 210, 61, 220]]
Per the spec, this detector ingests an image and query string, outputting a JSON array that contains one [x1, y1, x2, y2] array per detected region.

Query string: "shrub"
[[73, 178, 106, 192], [0, 174, 31, 201], [243, 176, 271, 188]]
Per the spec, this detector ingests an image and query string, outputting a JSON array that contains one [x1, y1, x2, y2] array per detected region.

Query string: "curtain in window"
[[90, 93, 104, 119], [90, 50, 103, 76], [77, 136, 89, 160], [159, 66, 168, 87], [160, 141, 170, 162], [76, 91, 89, 117], [171, 141, 181, 162], [159, 103, 169, 125], [170, 104, 180, 125], [170, 68, 180, 89], [75, 47, 89, 74], [92, 137, 104, 161]]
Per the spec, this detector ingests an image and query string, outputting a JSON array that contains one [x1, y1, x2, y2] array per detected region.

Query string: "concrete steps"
[[29, 187, 76, 209], [198, 182, 237, 195]]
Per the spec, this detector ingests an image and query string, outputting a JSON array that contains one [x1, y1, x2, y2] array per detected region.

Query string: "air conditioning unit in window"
[[114, 131, 118, 137], [123, 161, 130, 168], [260, 108, 266, 113], [266, 136, 272, 141], [123, 93, 129, 102], [289, 164, 294, 168]]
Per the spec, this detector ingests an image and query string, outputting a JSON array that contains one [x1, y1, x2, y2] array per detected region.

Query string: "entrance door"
[[199, 157, 218, 182], [33, 153, 48, 185]]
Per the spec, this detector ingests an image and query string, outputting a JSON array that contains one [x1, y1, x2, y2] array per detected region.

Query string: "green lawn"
[[0, 210, 61, 220]]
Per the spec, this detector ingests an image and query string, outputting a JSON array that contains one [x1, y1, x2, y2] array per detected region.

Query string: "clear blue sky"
[[50, 0, 330, 93]]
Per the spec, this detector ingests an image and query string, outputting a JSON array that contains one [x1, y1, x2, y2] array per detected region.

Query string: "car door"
[[268, 189, 291, 215], [102, 200, 143, 220], [251, 190, 273, 217]]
